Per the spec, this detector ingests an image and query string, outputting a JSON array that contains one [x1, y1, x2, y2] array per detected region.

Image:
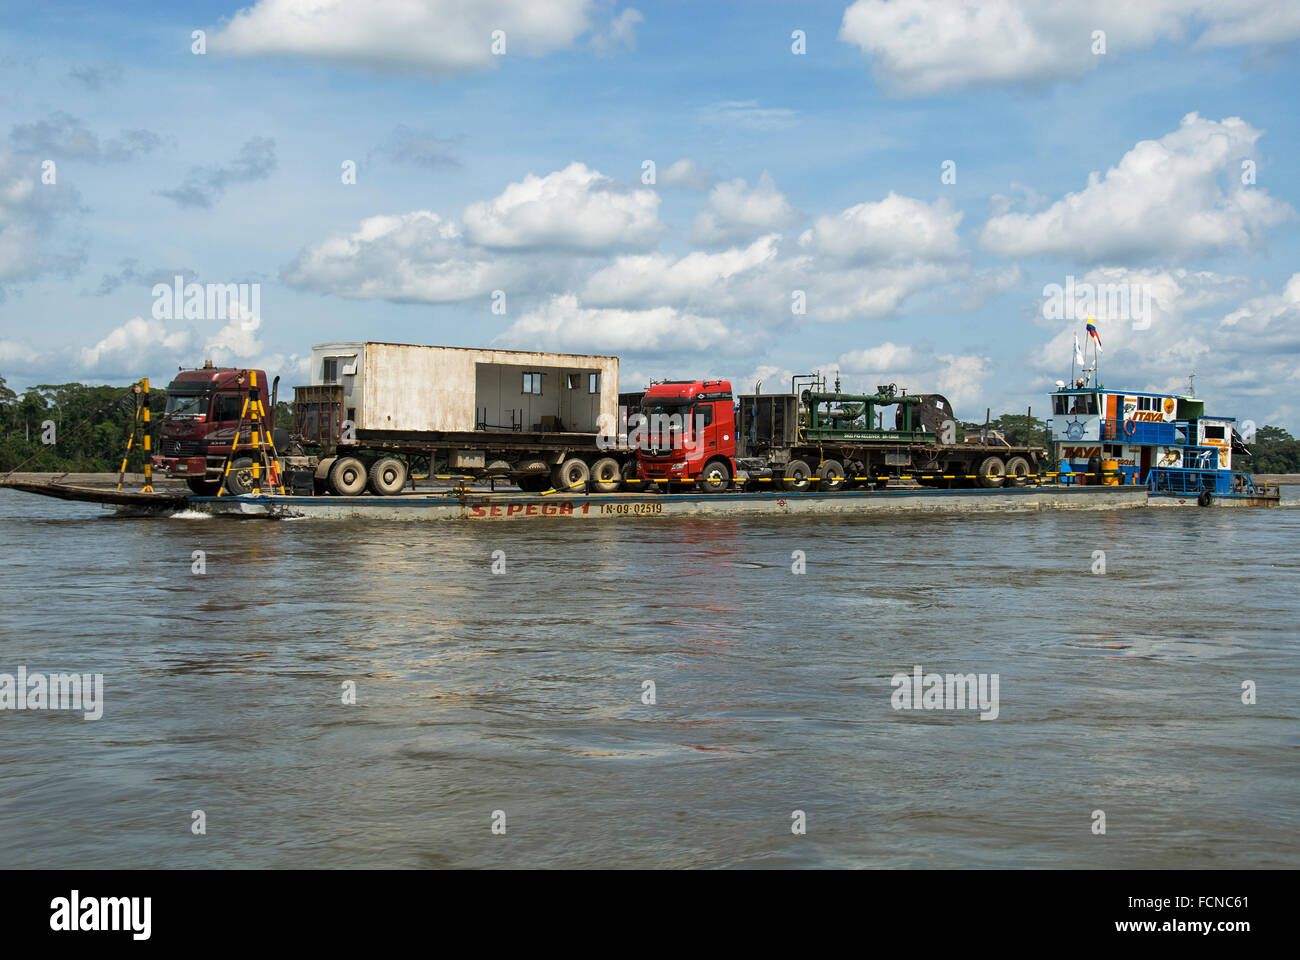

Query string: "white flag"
[[1074, 334, 1084, 366]]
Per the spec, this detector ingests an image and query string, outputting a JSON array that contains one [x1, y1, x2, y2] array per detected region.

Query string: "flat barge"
[[0, 477, 1280, 521]]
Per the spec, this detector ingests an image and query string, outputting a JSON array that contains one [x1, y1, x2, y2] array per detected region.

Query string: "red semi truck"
[[151, 362, 281, 494]]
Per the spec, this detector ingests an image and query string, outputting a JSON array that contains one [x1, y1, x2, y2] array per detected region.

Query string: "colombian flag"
[[1086, 320, 1103, 353]]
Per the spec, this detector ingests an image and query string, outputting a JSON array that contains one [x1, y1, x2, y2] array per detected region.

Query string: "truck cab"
[[634, 380, 737, 492], [152, 362, 275, 494]]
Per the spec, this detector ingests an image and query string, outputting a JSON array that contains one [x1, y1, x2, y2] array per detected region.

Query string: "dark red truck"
[[150, 362, 279, 494]]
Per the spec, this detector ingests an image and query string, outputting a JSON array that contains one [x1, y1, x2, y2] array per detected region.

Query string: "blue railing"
[[1099, 418, 1177, 444], [1146, 467, 1230, 495]]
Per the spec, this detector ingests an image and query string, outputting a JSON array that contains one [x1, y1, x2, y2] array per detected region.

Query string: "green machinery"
[[799, 382, 934, 444]]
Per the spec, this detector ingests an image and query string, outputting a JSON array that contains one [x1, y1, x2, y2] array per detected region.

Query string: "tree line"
[[0, 376, 293, 473]]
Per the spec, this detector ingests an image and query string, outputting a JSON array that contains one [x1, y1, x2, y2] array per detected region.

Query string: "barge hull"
[[173, 485, 1154, 520]]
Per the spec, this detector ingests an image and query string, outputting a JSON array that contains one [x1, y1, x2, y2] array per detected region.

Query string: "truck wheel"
[[1004, 456, 1031, 487], [699, 459, 732, 493], [817, 459, 845, 491], [551, 458, 589, 493], [783, 459, 812, 492], [514, 459, 549, 492], [589, 457, 623, 493], [223, 457, 256, 496], [186, 477, 221, 496], [977, 456, 1006, 488], [368, 457, 408, 496], [329, 456, 368, 496]]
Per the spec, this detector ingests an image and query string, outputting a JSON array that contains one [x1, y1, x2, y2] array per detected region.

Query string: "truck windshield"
[[641, 402, 693, 444], [165, 387, 209, 418], [642, 402, 689, 418]]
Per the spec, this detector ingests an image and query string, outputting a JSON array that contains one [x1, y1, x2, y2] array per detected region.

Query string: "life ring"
[[1123, 418, 1137, 436], [1197, 489, 1213, 507]]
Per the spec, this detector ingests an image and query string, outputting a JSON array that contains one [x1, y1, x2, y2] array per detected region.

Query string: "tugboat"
[[1046, 324, 1278, 505]]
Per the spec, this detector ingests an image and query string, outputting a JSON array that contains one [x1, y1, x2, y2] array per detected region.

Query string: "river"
[[1, 488, 1297, 868]]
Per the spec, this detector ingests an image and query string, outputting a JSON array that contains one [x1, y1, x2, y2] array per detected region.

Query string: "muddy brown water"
[[1, 488, 1297, 867]]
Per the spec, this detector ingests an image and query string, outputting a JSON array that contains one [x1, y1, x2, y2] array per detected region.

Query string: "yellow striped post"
[[140, 378, 153, 492], [116, 381, 143, 491]]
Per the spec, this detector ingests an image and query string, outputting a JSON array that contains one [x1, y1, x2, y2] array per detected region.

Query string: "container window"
[[589, 372, 601, 393], [323, 358, 338, 384], [566, 374, 579, 389], [1203, 425, 1225, 441], [522, 372, 542, 395]]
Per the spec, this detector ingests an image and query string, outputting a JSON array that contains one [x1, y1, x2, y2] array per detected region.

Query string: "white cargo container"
[[296, 342, 630, 495], [309, 342, 618, 434]]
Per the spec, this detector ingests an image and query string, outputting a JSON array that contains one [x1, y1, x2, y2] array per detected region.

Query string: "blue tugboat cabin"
[[1047, 383, 1259, 499]]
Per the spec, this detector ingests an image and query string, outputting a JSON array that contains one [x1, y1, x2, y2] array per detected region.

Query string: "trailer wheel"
[[551, 458, 589, 493], [817, 459, 845, 491], [699, 459, 732, 493], [223, 457, 256, 496], [783, 459, 812, 492], [329, 456, 368, 496], [976, 456, 1006, 488], [368, 457, 408, 496], [589, 456, 623, 493], [1004, 456, 1031, 487]]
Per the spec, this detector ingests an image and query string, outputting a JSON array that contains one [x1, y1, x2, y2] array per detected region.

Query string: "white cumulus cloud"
[[212, 0, 596, 76], [981, 114, 1293, 263], [464, 162, 661, 252], [284, 210, 509, 302], [692, 173, 801, 246], [799, 191, 963, 263], [495, 294, 734, 355], [839, 0, 1300, 96]]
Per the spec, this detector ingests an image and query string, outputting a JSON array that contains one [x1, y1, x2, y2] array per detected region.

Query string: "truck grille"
[[161, 439, 205, 457]]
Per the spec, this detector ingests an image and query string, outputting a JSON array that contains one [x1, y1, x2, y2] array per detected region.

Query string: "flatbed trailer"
[[288, 343, 634, 495]]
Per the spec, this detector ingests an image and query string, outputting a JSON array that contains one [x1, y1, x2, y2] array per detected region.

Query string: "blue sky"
[[2, 0, 1298, 426]]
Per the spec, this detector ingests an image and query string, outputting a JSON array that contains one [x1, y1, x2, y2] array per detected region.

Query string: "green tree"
[[0, 377, 162, 473], [1246, 425, 1300, 474]]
